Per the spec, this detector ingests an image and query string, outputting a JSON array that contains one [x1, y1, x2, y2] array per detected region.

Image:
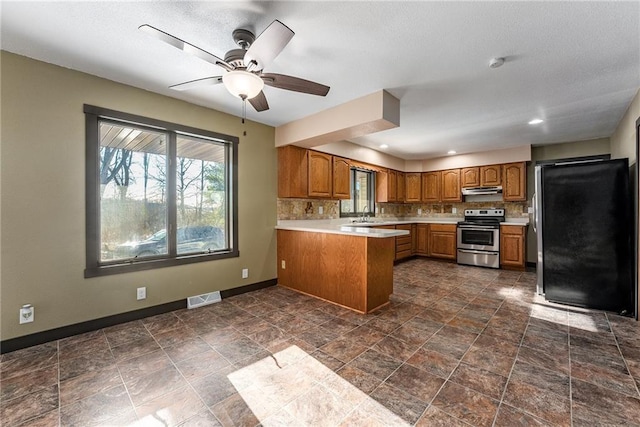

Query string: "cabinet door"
[[278, 145, 308, 198], [308, 151, 332, 197], [416, 224, 429, 255], [395, 224, 412, 260], [428, 224, 456, 259], [405, 173, 422, 202], [441, 169, 462, 202], [461, 167, 480, 188], [422, 171, 441, 202], [500, 225, 525, 269], [388, 170, 397, 202], [332, 156, 351, 199], [503, 162, 526, 201], [397, 172, 406, 203], [376, 170, 389, 202], [411, 224, 417, 254], [480, 165, 501, 186]]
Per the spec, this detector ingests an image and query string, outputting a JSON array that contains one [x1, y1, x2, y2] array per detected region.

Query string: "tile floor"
[[2, 258, 640, 426]]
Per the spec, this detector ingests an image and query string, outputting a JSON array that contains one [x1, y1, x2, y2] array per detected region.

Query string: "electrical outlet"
[[137, 287, 146, 300], [527, 207, 534, 214], [417, 208, 422, 215], [242, 268, 249, 279], [281, 260, 286, 269], [381, 208, 385, 214], [319, 206, 324, 214], [452, 207, 457, 214], [20, 305, 34, 324]]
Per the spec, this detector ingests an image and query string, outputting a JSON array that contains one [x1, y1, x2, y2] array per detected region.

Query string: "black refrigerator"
[[534, 158, 634, 315]]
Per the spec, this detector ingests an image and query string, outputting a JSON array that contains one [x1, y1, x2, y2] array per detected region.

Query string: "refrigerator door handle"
[[532, 193, 537, 233]]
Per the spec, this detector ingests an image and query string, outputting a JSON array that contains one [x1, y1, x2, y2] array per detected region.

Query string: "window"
[[84, 105, 238, 277], [340, 168, 375, 217]]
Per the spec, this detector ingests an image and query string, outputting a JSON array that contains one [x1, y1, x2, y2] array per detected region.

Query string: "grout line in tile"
[[605, 312, 640, 399]]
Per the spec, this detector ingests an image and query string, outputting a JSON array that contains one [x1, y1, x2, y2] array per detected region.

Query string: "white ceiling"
[[2, 1, 638, 159]]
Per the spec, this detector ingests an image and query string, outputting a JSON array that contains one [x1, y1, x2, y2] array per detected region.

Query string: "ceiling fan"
[[139, 20, 330, 112]]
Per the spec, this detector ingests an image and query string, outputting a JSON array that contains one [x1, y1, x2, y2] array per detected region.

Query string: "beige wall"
[[0, 52, 277, 341], [609, 88, 640, 318], [421, 145, 532, 171], [525, 138, 611, 263], [611, 88, 640, 163]]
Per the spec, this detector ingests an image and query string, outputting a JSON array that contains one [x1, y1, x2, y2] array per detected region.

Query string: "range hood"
[[462, 186, 503, 196]]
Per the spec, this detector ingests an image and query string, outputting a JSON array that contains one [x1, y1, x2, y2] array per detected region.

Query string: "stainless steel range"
[[457, 208, 504, 269]]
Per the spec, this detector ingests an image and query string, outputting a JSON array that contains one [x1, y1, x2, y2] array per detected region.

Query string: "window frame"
[[84, 105, 239, 278], [339, 167, 376, 218]]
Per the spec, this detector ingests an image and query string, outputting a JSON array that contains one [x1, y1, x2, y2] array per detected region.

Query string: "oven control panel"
[[464, 209, 504, 217]]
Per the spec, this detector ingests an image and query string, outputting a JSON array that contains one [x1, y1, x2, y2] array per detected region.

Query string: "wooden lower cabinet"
[[416, 224, 429, 255], [500, 225, 526, 270], [277, 229, 395, 313], [395, 224, 412, 260], [428, 224, 457, 260]]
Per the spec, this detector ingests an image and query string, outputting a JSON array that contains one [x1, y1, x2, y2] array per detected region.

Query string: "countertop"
[[276, 220, 409, 238], [276, 217, 529, 237]]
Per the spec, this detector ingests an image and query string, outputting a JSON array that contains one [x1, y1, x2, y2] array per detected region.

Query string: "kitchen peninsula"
[[276, 222, 409, 313]]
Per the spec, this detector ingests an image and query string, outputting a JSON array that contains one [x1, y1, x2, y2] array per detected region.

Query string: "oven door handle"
[[458, 249, 499, 255], [458, 226, 498, 231]]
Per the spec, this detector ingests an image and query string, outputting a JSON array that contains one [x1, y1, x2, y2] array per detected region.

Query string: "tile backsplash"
[[277, 198, 529, 220]]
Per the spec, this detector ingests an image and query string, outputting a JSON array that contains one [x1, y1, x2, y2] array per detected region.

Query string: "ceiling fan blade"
[[262, 73, 330, 96], [169, 76, 223, 91], [249, 91, 269, 112], [244, 20, 294, 72], [139, 24, 232, 71]]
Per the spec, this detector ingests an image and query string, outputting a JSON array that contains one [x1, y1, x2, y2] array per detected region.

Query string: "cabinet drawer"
[[429, 223, 456, 233], [396, 249, 412, 259], [396, 242, 412, 252], [396, 235, 412, 245], [501, 225, 525, 235]]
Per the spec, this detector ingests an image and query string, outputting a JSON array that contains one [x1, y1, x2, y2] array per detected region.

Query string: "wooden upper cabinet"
[[376, 170, 389, 202], [462, 165, 502, 188], [441, 169, 462, 202], [405, 173, 422, 202], [278, 145, 308, 198], [480, 165, 501, 186], [397, 172, 406, 203], [422, 171, 441, 202], [307, 151, 332, 197], [332, 156, 351, 199], [461, 167, 480, 188], [376, 169, 398, 203], [388, 170, 397, 202], [503, 162, 526, 201]]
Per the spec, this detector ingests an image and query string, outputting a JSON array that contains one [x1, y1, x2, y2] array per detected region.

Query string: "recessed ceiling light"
[[489, 57, 505, 69], [379, 144, 389, 149], [528, 118, 544, 125], [447, 150, 457, 155]]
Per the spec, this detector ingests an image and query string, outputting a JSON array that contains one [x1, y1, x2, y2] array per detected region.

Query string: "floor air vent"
[[187, 291, 222, 309]]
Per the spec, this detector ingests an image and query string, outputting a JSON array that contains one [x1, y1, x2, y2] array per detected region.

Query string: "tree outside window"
[[85, 105, 238, 277]]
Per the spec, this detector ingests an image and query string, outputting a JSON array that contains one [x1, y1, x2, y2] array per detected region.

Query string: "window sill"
[[85, 250, 239, 278]]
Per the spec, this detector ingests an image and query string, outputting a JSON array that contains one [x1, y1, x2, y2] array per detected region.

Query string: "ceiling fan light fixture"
[[222, 70, 264, 100]]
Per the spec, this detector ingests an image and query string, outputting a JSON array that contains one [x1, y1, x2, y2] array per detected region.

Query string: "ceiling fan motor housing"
[[232, 28, 255, 48], [224, 49, 247, 68]]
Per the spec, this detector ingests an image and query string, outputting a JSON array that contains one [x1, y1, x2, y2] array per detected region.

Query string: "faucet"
[[361, 205, 370, 222]]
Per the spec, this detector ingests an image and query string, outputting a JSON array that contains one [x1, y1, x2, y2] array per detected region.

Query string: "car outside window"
[[84, 105, 239, 277]]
